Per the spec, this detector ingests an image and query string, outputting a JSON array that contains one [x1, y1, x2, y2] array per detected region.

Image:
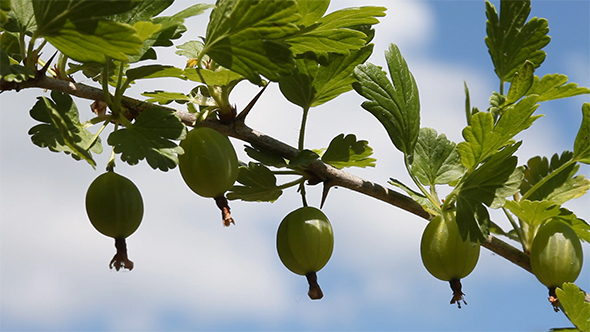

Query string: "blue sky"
[[1, 1, 589, 331]]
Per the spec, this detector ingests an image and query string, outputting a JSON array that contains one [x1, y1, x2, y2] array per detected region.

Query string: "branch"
[[0, 76, 565, 282]]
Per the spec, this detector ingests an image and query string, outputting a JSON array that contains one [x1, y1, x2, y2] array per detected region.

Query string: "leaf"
[[455, 143, 524, 241], [411, 127, 466, 187], [485, 0, 550, 83], [2, 0, 36, 34], [286, 6, 385, 58], [506, 61, 535, 104], [353, 43, 420, 159], [504, 200, 560, 229], [244, 145, 288, 168], [457, 95, 541, 169], [528, 74, 590, 103], [125, 65, 185, 82], [0, 47, 34, 82], [554, 208, 590, 244], [202, 0, 300, 85], [556, 283, 590, 332], [321, 134, 376, 169], [43, 19, 143, 63], [142, 91, 192, 105], [294, 0, 329, 26], [27, 90, 102, 167], [107, 108, 186, 171], [574, 103, 590, 164], [388, 178, 438, 215], [289, 149, 320, 167], [521, 152, 590, 204], [278, 45, 373, 109], [227, 162, 282, 202], [183, 67, 245, 87]]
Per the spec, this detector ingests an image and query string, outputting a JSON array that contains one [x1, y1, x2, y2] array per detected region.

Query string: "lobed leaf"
[[455, 143, 524, 242], [573, 103, 590, 164], [202, 0, 300, 85], [556, 283, 590, 332], [28, 90, 102, 167], [321, 133, 376, 169], [353, 43, 420, 159], [2, 0, 36, 35], [506, 61, 535, 104], [289, 149, 320, 167], [521, 151, 590, 204], [411, 127, 466, 187], [0, 47, 34, 83], [107, 108, 186, 171], [457, 95, 540, 169], [244, 145, 288, 168], [279, 45, 373, 109], [528, 74, 590, 103], [485, 0, 550, 83], [227, 162, 282, 202]]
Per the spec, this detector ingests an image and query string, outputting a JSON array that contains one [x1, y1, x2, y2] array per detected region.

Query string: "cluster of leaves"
[[352, 1, 589, 329]]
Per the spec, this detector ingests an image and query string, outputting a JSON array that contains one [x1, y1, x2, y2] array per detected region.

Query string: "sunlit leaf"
[[506, 60, 535, 104], [527, 74, 590, 103], [353, 43, 420, 159], [485, 0, 550, 82], [412, 127, 466, 186], [573, 103, 590, 164], [556, 283, 590, 332]]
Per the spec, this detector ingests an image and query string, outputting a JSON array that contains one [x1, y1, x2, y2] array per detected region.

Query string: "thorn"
[[319, 180, 334, 209], [38, 51, 58, 77], [236, 84, 268, 124]]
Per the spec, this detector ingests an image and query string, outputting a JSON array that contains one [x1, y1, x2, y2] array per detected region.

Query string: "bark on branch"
[[5, 76, 589, 305]]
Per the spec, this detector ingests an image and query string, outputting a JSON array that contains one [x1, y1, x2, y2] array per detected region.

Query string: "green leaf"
[[107, 108, 186, 171], [506, 61, 535, 104], [521, 152, 590, 204], [455, 143, 524, 241], [554, 208, 590, 244], [278, 45, 373, 109], [176, 40, 205, 60], [411, 127, 466, 187], [286, 6, 385, 58], [202, 0, 300, 85], [244, 145, 288, 168], [556, 283, 590, 332], [457, 95, 541, 169], [528, 74, 590, 103], [183, 67, 245, 87], [574, 103, 590, 164], [142, 91, 192, 105], [227, 162, 282, 202], [27, 90, 102, 167], [125, 65, 185, 82], [388, 178, 438, 215], [294, 0, 329, 26], [0, 47, 34, 82], [43, 19, 143, 63], [504, 199, 561, 251], [289, 149, 320, 167], [353, 43, 420, 158], [0, 30, 22, 62], [2, 0, 36, 34], [321, 133, 376, 169], [485, 0, 550, 83]]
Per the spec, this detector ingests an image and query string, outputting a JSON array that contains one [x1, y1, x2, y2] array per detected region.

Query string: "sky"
[[1, 0, 589, 331]]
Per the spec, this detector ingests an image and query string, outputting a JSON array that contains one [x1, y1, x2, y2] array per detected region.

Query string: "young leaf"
[[506, 61, 535, 104], [278, 45, 373, 109], [528, 74, 590, 103], [286, 6, 385, 58], [555, 283, 590, 332], [485, 0, 550, 83], [28, 90, 102, 167], [107, 108, 186, 171], [227, 163, 282, 202], [202, 0, 300, 85], [411, 127, 466, 187], [457, 95, 541, 169], [455, 143, 524, 241], [521, 152, 590, 204], [573, 103, 590, 164], [321, 134, 376, 169], [353, 43, 420, 159]]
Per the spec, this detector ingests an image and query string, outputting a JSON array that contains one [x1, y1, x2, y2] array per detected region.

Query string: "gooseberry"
[[85, 171, 143, 271], [276, 206, 334, 300], [178, 126, 239, 226], [420, 214, 480, 308]]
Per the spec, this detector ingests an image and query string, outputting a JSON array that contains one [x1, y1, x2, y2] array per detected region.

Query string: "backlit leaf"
[[321, 133, 376, 169], [573, 103, 590, 164], [555, 283, 590, 332], [506, 60, 535, 104], [528, 74, 590, 103]]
